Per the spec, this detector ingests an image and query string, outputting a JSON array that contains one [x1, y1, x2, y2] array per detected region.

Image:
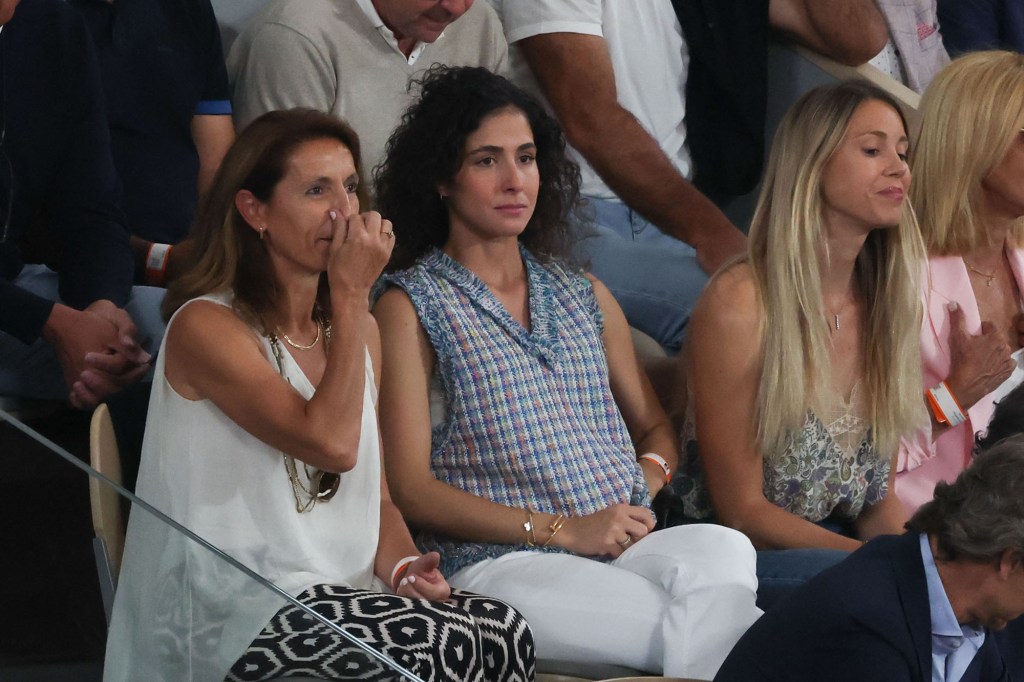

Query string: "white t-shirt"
[[489, 0, 691, 200]]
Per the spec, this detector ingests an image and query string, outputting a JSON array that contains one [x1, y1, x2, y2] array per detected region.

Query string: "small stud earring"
[[259, 227, 266, 241]]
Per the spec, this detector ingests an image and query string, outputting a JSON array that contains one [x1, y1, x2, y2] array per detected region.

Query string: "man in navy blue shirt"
[[70, 0, 235, 286], [0, 0, 161, 408], [937, 0, 1024, 55]]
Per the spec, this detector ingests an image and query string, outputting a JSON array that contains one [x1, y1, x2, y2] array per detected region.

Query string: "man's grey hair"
[[908, 435, 1024, 562]]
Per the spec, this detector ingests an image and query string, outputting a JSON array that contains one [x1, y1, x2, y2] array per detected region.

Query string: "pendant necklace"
[[828, 298, 851, 333], [265, 312, 339, 513], [964, 259, 997, 287]]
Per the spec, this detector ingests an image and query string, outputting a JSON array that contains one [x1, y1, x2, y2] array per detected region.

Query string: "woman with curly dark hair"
[[373, 66, 760, 679]]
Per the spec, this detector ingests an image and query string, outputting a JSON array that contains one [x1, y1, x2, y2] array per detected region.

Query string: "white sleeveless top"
[[104, 292, 381, 681]]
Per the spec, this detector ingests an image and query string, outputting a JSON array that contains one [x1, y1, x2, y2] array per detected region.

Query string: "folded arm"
[[517, 32, 746, 275], [768, 0, 888, 65]]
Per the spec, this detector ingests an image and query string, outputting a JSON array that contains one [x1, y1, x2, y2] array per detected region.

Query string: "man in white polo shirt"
[[488, 0, 888, 353], [229, 0, 508, 179]]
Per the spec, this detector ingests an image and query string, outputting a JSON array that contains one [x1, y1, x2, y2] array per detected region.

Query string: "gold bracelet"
[[542, 513, 567, 547], [523, 509, 537, 547]]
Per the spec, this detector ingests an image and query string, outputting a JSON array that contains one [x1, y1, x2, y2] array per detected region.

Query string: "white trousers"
[[449, 524, 762, 680]]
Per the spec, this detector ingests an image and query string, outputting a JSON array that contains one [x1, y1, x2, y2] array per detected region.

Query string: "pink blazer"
[[896, 247, 1024, 513]]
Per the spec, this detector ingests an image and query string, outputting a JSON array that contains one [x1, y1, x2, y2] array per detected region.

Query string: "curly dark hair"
[[974, 381, 1024, 452], [374, 66, 581, 272]]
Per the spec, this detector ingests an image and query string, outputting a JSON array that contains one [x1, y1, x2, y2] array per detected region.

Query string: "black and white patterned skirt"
[[227, 585, 535, 682]]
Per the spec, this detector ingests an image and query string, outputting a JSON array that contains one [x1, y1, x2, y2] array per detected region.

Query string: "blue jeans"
[[0, 265, 166, 400], [572, 197, 708, 354], [755, 548, 849, 611]]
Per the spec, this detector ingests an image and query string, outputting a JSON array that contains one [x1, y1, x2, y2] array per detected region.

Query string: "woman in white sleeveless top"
[[103, 109, 533, 682]]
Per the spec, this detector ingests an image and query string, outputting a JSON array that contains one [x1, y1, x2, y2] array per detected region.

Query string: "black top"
[[671, 0, 770, 201], [70, 0, 232, 245], [0, 0, 133, 345]]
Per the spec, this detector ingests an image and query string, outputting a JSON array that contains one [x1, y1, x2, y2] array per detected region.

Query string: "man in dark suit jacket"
[[716, 437, 1024, 681], [0, 0, 161, 408]]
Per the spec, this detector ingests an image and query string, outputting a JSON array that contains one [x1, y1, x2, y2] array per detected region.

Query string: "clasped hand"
[[557, 503, 655, 559], [394, 552, 451, 601], [46, 300, 152, 409]]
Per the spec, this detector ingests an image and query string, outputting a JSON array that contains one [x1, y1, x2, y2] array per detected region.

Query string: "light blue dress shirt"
[[920, 533, 987, 681]]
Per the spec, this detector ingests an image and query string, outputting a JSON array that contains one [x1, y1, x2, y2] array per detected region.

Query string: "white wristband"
[[638, 452, 671, 483], [145, 242, 172, 285], [390, 555, 419, 591], [146, 242, 171, 271], [927, 382, 967, 427]]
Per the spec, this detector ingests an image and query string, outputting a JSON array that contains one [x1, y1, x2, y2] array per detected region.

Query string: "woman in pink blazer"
[[897, 51, 1024, 512]]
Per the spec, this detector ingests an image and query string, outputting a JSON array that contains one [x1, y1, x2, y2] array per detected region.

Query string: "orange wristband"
[[144, 243, 172, 286], [390, 556, 418, 591]]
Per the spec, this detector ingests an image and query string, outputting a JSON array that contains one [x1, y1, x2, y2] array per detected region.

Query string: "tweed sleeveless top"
[[383, 247, 649, 576]]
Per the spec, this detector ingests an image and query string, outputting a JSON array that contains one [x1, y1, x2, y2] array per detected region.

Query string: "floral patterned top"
[[672, 382, 889, 523]]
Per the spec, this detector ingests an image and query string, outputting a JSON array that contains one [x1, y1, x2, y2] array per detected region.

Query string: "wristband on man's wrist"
[[144, 242, 172, 287]]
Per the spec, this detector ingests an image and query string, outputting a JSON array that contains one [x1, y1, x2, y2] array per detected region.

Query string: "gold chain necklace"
[[279, 318, 322, 351], [964, 259, 997, 287], [265, 312, 338, 513]]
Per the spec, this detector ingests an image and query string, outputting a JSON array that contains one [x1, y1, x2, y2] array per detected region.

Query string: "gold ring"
[[619, 535, 632, 547], [383, 230, 394, 238]]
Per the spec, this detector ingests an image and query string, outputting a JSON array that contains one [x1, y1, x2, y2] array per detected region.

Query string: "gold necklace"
[[266, 313, 339, 513], [280, 318, 322, 351], [964, 259, 997, 287]]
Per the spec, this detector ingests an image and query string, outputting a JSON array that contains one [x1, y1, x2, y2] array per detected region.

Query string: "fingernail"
[[399, 578, 408, 587], [122, 336, 136, 347], [408, 575, 416, 584], [140, 352, 153, 363], [947, 302, 959, 312], [329, 210, 338, 220]]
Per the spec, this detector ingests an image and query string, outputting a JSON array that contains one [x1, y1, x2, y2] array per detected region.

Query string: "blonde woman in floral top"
[[671, 80, 927, 610]]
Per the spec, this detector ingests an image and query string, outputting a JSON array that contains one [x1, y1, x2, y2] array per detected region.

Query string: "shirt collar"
[[353, 0, 436, 66], [920, 534, 986, 668]]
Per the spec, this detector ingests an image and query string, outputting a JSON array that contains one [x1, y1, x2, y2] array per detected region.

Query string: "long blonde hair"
[[163, 109, 369, 326], [912, 51, 1024, 254], [749, 81, 925, 460]]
